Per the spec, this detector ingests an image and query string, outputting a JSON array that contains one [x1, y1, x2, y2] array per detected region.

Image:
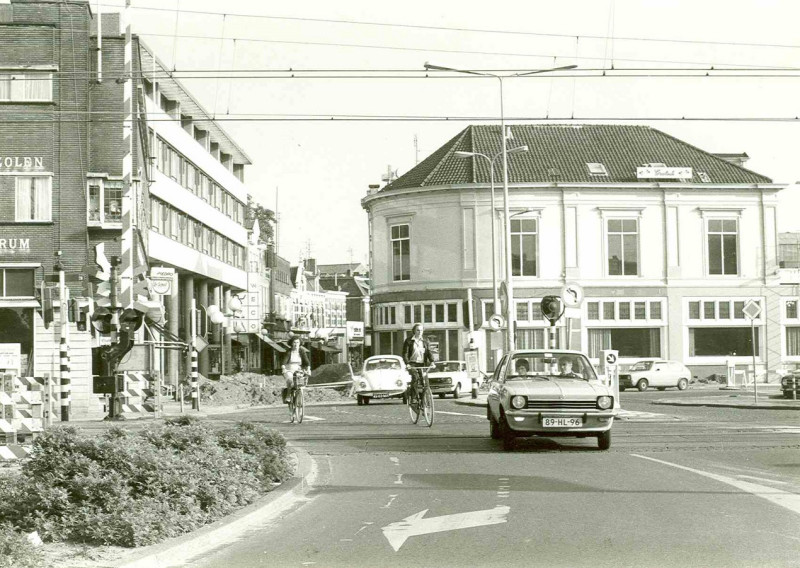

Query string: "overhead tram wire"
[[94, 2, 800, 51]]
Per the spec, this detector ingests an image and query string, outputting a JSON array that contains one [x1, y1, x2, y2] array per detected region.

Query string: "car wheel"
[[637, 379, 649, 392], [453, 384, 460, 399], [356, 395, 364, 406], [489, 414, 501, 440], [498, 412, 515, 451], [677, 378, 689, 391], [598, 430, 611, 450], [438, 393, 446, 399]]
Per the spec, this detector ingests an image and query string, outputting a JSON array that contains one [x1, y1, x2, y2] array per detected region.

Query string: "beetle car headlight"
[[597, 396, 613, 410], [359, 381, 367, 389], [396, 379, 404, 387], [511, 395, 527, 409]]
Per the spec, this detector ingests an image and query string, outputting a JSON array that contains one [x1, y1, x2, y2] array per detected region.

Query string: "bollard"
[[179, 384, 184, 413], [471, 375, 478, 399], [793, 377, 797, 401], [191, 348, 199, 410]]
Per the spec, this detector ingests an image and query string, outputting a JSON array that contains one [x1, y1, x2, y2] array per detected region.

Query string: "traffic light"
[[42, 286, 54, 330], [91, 307, 113, 334], [70, 298, 91, 331], [119, 308, 144, 333], [540, 295, 564, 324]]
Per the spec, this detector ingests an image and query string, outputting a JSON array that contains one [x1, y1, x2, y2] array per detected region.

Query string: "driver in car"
[[515, 360, 530, 377], [558, 356, 582, 378]]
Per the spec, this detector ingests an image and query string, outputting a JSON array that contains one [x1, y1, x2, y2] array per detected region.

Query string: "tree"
[[247, 195, 276, 244]]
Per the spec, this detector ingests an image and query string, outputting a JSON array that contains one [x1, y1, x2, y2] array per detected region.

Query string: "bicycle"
[[288, 369, 307, 424], [406, 366, 434, 427]]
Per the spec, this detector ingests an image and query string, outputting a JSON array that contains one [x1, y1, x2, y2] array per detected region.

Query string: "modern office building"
[[362, 124, 796, 379]]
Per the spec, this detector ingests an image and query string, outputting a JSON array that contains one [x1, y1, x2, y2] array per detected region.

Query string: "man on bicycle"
[[402, 323, 434, 394]]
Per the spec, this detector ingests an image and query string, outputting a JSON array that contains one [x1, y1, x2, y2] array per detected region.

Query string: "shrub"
[[0, 419, 293, 548], [0, 523, 44, 568]]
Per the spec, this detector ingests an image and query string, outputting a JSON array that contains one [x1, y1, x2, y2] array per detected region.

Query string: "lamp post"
[[427, 62, 576, 351], [454, 146, 528, 319]]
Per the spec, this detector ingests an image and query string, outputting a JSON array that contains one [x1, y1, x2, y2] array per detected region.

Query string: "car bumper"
[[355, 389, 406, 399], [428, 383, 454, 394], [503, 410, 615, 434]]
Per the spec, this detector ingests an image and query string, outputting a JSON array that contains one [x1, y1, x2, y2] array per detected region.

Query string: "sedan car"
[[427, 360, 468, 399], [486, 349, 616, 451], [619, 360, 691, 391], [781, 370, 800, 399], [354, 355, 411, 405]]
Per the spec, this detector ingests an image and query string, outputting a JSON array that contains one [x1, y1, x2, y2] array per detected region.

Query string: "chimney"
[[306, 258, 317, 274]]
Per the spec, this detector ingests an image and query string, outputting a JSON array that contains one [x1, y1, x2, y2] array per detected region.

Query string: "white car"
[[354, 355, 411, 405], [619, 360, 692, 391], [427, 360, 469, 399]]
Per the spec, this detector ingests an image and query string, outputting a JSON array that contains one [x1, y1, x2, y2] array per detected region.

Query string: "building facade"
[[362, 124, 795, 380]]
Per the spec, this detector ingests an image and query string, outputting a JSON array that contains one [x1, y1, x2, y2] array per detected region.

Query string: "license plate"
[[372, 393, 393, 399], [542, 417, 583, 428]]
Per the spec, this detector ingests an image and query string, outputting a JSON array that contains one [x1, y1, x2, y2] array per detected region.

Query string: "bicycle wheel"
[[407, 388, 420, 424], [295, 388, 305, 424], [288, 391, 296, 423], [422, 387, 434, 427]]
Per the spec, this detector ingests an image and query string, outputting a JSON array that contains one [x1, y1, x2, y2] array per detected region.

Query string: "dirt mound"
[[198, 371, 352, 407], [310, 363, 354, 385]]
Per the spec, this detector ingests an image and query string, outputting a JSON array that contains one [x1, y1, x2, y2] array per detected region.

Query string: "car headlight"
[[597, 396, 613, 410], [510, 395, 526, 409], [396, 379, 404, 387], [359, 381, 367, 389]]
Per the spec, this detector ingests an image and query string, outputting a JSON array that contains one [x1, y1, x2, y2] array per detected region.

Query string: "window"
[[588, 302, 599, 320], [603, 302, 615, 319], [435, 304, 444, 323], [618, 302, 630, 320], [516, 301, 529, 321], [447, 303, 457, 323], [15, 176, 51, 221], [707, 218, 738, 275], [588, 328, 661, 358], [0, 73, 52, 102], [87, 179, 122, 226], [404, 305, 412, 324], [510, 218, 537, 276], [0, 268, 35, 297], [391, 224, 410, 281], [586, 162, 608, 176], [689, 327, 757, 357], [787, 327, 800, 356], [607, 219, 638, 276], [787, 301, 798, 320]]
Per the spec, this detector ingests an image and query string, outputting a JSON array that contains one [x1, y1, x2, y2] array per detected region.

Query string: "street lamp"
[[427, 61, 577, 351], [454, 145, 528, 320]]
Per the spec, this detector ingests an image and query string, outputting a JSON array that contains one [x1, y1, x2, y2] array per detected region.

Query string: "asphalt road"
[[187, 389, 800, 568]]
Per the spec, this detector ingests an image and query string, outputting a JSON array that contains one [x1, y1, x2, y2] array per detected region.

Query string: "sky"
[[100, 0, 800, 264]]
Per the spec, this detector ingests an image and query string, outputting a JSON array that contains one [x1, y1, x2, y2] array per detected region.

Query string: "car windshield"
[[508, 354, 596, 381], [433, 362, 460, 372], [365, 359, 401, 372], [629, 361, 654, 371]]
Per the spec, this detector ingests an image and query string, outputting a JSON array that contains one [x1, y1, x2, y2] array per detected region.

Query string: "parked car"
[[486, 349, 616, 451], [781, 371, 800, 399], [427, 360, 468, 398], [354, 355, 411, 405], [619, 360, 691, 391]]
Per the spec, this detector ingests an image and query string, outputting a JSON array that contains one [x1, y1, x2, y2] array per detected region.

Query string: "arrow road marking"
[[382, 506, 509, 552]]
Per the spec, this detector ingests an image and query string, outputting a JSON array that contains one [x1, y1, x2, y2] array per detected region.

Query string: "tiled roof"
[[382, 125, 772, 191], [317, 262, 367, 276]]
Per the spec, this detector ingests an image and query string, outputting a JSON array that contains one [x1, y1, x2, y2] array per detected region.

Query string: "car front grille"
[[525, 400, 597, 410], [429, 377, 452, 386]]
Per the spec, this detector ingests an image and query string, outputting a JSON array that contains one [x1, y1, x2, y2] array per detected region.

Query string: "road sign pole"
[[751, 319, 758, 405]]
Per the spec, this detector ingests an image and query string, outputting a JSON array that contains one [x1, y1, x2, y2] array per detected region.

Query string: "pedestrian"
[[281, 336, 310, 404], [401, 323, 434, 392]]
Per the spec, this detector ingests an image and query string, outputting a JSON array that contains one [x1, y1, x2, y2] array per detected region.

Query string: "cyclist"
[[401, 323, 434, 396], [281, 336, 311, 404]]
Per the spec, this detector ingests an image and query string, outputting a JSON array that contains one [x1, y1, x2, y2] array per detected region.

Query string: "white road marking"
[[632, 454, 800, 517], [737, 475, 789, 486], [390, 457, 400, 465], [394, 474, 403, 485], [437, 411, 484, 417], [382, 506, 510, 552], [382, 495, 398, 509], [281, 415, 324, 423]]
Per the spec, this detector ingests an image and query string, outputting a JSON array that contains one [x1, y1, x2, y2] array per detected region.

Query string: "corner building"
[[362, 124, 797, 380]]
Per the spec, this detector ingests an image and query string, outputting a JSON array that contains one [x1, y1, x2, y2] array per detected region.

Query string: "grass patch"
[[0, 418, 292, 550]]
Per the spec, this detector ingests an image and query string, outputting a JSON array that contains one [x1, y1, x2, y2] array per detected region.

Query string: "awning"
[[259, 333, 286, 352], [316, 345, 341, 353], [0, 299, 40, 308]]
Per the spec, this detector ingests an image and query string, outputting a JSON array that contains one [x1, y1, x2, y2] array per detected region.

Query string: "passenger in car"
[[558, 357, 583, 378]]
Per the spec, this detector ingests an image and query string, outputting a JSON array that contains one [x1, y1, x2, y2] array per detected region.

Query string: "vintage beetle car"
[[619, 359, 691, 391], [486, 349, 616, 451], [354, 355, 411, 405], [427, 360, 468, 399], [781, 370, 800, 399]]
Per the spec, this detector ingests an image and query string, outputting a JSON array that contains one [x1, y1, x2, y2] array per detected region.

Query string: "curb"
[[454, 397, 488, 408], [114, 445, 317, 568], [651, 398, 800, 411]]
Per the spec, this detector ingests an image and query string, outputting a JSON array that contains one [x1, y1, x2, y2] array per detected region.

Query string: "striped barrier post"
[[119, 0, 134, 309], [56, 254, 71, 422], [191, 298, 199, 410]]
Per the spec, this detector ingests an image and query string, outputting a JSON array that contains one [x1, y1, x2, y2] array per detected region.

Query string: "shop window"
[[1, 268, 35, 297], [786, 327, 800, 356], [15, 176, 51, 221], [690, 327, 757, 357], [588, 328, 661, 358]]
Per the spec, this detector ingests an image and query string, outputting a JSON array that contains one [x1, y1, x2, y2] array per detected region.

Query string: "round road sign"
[[561, 283, 584, 307]]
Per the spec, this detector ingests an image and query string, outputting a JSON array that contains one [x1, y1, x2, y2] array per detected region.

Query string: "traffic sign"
[[561, 283, 584, 307], [605, 352, 618, 366], [149, 267, 174, 296], [742, 299, 762, 321]]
